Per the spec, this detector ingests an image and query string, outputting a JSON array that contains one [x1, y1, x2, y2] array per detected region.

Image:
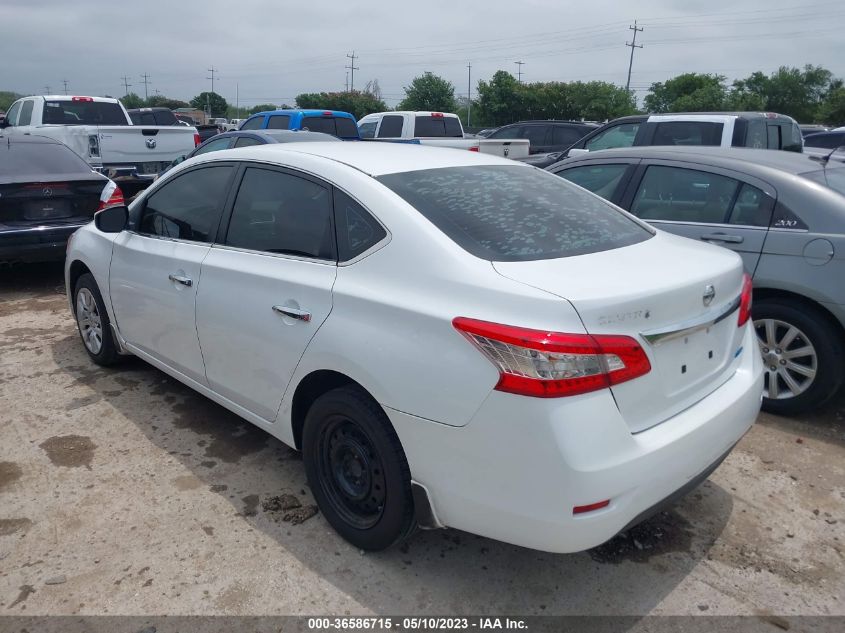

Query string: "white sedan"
[[65, 142, 763, 553]]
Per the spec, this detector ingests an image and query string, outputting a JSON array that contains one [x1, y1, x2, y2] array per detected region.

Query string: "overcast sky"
[[3, 0, 843, 110]]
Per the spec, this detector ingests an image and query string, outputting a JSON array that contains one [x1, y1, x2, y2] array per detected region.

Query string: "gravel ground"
[[1, 262, 843, 617]]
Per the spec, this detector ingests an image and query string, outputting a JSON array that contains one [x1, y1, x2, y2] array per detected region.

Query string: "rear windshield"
[[378, 165, 652, 262], [300, 116, 359, 138], [651, 121, 723, 146], [43, 100, 128, 125], [803, 168, 845, 197], [1, 141, 92, 178], [414, 116, 463, 138]]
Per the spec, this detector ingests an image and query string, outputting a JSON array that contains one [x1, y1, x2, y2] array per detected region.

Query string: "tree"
[[295, 90, 387, 121], [728, 65, 842, 122], [119, 93, 145, 109], [817, 86, 845, 126], [398, 72, 456, 112], [476, 70, 522, 126], [569, 81, 637, 121], [644, 73, 727, 113], [190, 92, 229, 117], [247, 103, 278, 115], [0, 91, 23, 111], [146, 95, 189, 110]]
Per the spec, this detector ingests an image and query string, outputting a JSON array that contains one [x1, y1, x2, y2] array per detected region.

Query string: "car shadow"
[[46, 328, 735, 616]]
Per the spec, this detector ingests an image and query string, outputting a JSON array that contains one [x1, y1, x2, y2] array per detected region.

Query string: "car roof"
[[249, 109, 355, 118], [0, 133, 62, 145], [500, 120, 598, 127], [201, 141, 520, 176], [215, 130, 340, 142], [555, 146, 833, 176]]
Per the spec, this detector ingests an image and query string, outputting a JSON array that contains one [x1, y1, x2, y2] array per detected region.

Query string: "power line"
[[345, 52, 359, 92], [626, 20, 644, 93], [121, 75, 132, 95], [207, 66, 218, 94], [515, 60, 525, 83], [139, 73, 151, 101]]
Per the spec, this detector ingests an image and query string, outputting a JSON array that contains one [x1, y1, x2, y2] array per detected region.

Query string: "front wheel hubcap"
[[754, 318, 817, 400], [76, 288, 103, 355]]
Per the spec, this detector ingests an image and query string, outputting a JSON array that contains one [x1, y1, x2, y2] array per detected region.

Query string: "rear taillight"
[[453, 317, 651, 398], [193, 133, 201, 147], [98, 182, 125, 210], [72, 96, 94, 102], [88, 134, 100, 158], [738, 273, 753, 327], [431, 112, 444, 118], [468, 146, 480, 152]]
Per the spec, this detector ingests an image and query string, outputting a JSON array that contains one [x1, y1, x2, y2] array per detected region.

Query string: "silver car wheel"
[[754, 318, 817, 400], [76, 287, 103, 355]]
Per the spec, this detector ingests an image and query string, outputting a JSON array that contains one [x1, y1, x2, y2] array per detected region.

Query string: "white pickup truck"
[[358, 111, 529, 159], [0, 95, 199, 179]]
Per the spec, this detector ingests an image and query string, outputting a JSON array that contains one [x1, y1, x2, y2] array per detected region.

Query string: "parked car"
[[163, 129, 339, 173], [474, 127, 498, 138], [238, 109, 360, 140], [549, 146, 845, 414], [563, 112, 804, 158], [800, 124, 830, 138], [126, 107, 182, 127], [1, 96, 200, 180], [358, 111, 529, 159], [1, 134, 123, 263], [487, 120, 597, 155], [804, 130, 845, 150], [224, 118, 243, 131], [66, 142, 761, 553]]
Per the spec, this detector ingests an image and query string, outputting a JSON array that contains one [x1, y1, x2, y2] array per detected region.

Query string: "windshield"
[[378, 165, 652, 262], [43, 100, 128, 125], [803, 167, 845, 196]]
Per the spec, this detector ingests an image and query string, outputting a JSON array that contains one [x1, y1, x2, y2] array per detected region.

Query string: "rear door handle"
[[168, 274, 193, 287], [700, 233, 744, 244], [272, 305, 311, 322]]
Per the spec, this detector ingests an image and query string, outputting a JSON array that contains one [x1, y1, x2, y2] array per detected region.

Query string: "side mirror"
[[567, 148, 590, 157], [95, 205, 128, 233], [0, 119, 8, 129]]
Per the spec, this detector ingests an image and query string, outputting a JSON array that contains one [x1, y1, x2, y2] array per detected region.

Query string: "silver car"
[[549, 146, 845, 415]]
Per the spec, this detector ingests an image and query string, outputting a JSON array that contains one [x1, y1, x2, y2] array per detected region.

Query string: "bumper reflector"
[[573, 499, 610, 515]]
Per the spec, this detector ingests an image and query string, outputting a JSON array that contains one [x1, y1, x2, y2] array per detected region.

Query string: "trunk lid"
[[0, 178, 104, 227], [493, 231, 747, 432]]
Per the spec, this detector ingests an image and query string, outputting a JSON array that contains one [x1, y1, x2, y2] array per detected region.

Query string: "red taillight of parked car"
[[98, 184, 125, 210], [193, 133, 201, 147], [738, 273, 753, 327], [452, 317, 651, 398], [468, 146, 480, 152]]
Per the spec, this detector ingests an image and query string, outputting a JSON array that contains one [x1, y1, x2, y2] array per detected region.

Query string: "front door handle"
[[168, 274, 193, 287], [272, 305, 311, 322], [700, 233, 744, 244]]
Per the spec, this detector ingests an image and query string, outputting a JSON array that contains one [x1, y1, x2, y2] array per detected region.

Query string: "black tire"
[[754, 297, 845, 416], [73, 273, 120, 366], [303, 385, 415, 551]]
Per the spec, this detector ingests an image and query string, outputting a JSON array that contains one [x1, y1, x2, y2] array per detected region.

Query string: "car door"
[[195, 164, 337, 421], [109, 164, 236, 384], [550, 159, 639, 206], [620, 161, 776, 274]]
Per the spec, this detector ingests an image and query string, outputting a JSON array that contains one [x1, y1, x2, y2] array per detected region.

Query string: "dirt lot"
[[1, 263, 844, 617]]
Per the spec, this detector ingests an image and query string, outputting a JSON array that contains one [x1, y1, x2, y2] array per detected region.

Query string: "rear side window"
[[378, 115, 404, 138], [239, 116, 264, 130], [233, 136, 263, 148], [43, 100, 127, 125], [359, 121, 377, 138], [335, 118, 359, 138], [651, 121, 723, 146], [378, 165, 651, 262], [630, 166, 741, 224], [139, 166, 232, 242], [225, 168, 335, 259], [552, 126, 585, 146], [267, 115, 290, 130], [555, 164, 629, 201], [193, 137, 231, 155], [585, 123, 640, 151], [413, 116, 462, 138], [1, 141, 92, 177], [334, 189, 387, 261]]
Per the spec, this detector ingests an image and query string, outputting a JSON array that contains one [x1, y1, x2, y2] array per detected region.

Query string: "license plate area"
[[24, 200, 72, 221], [139, 162, 164, 175]]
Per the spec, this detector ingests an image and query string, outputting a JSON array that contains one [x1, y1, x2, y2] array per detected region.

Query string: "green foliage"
[[475, 71, 522, 126], [644, 73, 728, 113], [146, 95, 189, 110], [247, 103, 278, 115], [190, 92, 229, 117], [0, 91, 24, 112], [397, 72, 456, 112], [119, 93, 145, 109], [569, 82, 638, 121], [817, 87, 845, 126], [727, 65, 842, 122], [294, 90, 387, 121]]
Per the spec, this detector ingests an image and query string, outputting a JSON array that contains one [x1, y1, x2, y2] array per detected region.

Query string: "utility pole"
[[625, 20, 644, 94], [44, 85, 51, 94], [207, 66, 218, 94], [467, 62, 472, 128], [236, 83, 239, 118], [121, 75, 132, 95], [139, 73, 151, 101], [345, 71, 349, 92], [514, 61, 525, 83], [345, 52, 359, 92], [62, 79, 69, 95]]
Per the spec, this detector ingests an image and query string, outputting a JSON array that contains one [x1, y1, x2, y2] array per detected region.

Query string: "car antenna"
[[820, 145, 845, 166]]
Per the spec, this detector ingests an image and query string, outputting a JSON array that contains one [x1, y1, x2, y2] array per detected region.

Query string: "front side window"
[[193, 137, 232, 155], [5, 101, 22, 126], [378, 165, 651, 262], [585, 123, 640, 151], [377, 115, 404, 138], [239, 116, 264, 130], [334, 189, 387, 261], [267, 115, 290, 130], [555, 164, 629, 201], [631, 166, 742, 224], [651, 121, 723, 146], [139, 166, 233, 242], [225, 167, 334, 259]]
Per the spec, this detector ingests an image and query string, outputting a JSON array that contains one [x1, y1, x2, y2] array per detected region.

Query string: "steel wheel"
[[76, 287, 103, 355], [316, 415, 387, 530], [754, 318, 817, 400]]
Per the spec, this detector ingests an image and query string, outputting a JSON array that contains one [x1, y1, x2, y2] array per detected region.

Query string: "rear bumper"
[[387, 324, 763, 553], [0, 223, 86, 263]]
